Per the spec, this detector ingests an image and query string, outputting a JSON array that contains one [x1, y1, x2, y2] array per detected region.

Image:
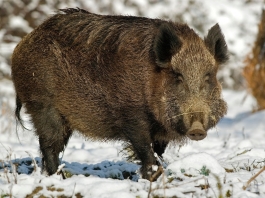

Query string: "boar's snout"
[[187, 121, 206, 141]]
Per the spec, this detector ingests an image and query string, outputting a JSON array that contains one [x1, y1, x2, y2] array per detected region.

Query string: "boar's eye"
[[175, 72, 183, 84], [205, 73, 210, 83]]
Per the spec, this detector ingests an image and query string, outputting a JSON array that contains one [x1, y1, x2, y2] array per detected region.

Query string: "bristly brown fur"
[[11, 8, 228, 180]]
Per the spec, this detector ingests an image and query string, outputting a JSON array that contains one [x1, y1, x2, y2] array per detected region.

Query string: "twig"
[[4, 167, 10, 183], [56, 163, 66, 179], [71, 183, 76, 198], [154, 153, 167, 169], [229, 149, 252, 160], [56, 163, 65, 174], [243, 166, 265, 190], [222, 133, 231, 148], [147, 174, 153, 198], [25, 151, 38, 173], [147, 166, 164, 198], [150, 166, 164, 182], [168, 111, 204, 120]]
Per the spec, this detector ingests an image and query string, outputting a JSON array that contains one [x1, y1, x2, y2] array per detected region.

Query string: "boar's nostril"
[[187, 129, 206, 141], [187, 121, 206, 141]]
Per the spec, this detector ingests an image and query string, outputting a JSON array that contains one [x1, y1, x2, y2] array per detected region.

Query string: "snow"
[[9, 16, 31, 31], [167, 152, 226, 176], [1, 0, 265, 197]]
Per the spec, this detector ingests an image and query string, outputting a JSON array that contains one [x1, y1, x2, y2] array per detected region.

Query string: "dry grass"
[[243, 9, 265, 110], [243, 166, 265, 190], [25, 186, 83, 198]]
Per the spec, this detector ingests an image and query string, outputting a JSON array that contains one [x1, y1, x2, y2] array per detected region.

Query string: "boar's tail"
[[15, 96, 28, 131]]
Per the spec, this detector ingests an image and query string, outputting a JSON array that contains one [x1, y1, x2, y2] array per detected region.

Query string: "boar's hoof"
[[187, 121, 206, 141]]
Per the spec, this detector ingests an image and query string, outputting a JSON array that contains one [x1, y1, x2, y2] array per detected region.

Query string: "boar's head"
[[149, 23, 228, 143]]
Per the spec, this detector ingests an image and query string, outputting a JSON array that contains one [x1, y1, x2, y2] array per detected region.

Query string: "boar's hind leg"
[[27, 102, 72, 176]]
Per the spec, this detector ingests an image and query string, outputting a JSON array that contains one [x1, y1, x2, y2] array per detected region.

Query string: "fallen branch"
[[56, 163, 66, 179], [150, 166, 164, 182], [242, 166, 265, 190]]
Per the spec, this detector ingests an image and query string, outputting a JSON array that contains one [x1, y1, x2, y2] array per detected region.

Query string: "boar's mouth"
[[186, 121, 206, 141], [175, 119, 187, 135]]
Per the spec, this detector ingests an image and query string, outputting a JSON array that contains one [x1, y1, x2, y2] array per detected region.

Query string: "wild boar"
[[11, 8, 228, 180]]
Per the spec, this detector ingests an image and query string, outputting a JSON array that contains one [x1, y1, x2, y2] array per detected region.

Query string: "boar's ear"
[[205, 23, 229, 64], [154, 23, 182, 68]]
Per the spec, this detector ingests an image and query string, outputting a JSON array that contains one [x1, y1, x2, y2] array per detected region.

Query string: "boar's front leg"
[[122, 119, 156, 180], [153, 140, 168, 158]]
